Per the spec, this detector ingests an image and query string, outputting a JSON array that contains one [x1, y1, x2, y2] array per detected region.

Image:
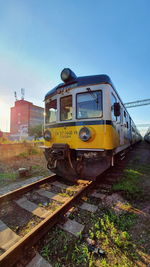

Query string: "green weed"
[[68, 213, 75, 220], [32, 165, 40, 170], [58, 192, 71, 198], [89, 230, 94, 239], [28, 147, 39, 155], [0, 173, 17, 179], [54, 263, 61, 267], [105, 210, 137, 231], [137, 164, 150, 175], [112, 168, 143, 198], [100, 258, 109, 267], [72, 243, 89, 265], [88, 211, 136, 252], [41, 244, 50, 261], [18, 152, 29, 158]]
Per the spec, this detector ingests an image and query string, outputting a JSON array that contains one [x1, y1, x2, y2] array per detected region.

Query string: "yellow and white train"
[[44, 68, 141, 181], [144, 127, 150, 143]]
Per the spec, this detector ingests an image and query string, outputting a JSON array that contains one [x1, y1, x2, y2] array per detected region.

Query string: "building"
[[10, 100, 44, 135]]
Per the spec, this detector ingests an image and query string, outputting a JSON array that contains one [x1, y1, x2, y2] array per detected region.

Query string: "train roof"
[[45, 74, 114, 99]]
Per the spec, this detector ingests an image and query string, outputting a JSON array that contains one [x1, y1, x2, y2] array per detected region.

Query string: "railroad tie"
[[0, 220, 20, 251], [51, 181, 79, 191], [59, 218, 84, 237], [26, 252, 52, 267], [15, 197, 51, 218], [91, 191, 106, 200], [51, 181, 70, 190], [37, 189, 69, 203], [79, 202, 98, 212]]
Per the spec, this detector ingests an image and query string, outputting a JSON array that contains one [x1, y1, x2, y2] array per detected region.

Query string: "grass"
[[40, 209, 138, 267], [0, 248, 5, 256], [28, 147, 40, 155], [59, 191, 74, 197], [17, 148, 40, 158], [103, 210, 137, 231], [40, 227, 93, 266], [17, 152, 29, 158], [87, 210, 139, 266], [112, 168, 143, 199], [112, 160, 150, 200], [71, 242, 90, 266], [0, 173, 17, 179], [41, 244, 51, 261], [136, 163, 150, 175], [91, 212, 131, 249], [41, 228, 77, 265], [0, 172, 18, 186]]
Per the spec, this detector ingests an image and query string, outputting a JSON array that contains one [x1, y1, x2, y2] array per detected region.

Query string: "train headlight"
[[44, 130, 51, 141], [79, 127, 92, 142], [61, 68, 77, 83], [61, 68, 71, 82]]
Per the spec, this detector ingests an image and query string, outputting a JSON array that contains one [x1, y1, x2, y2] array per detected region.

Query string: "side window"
[[124, 110, 129, 127], [124, 111, 126, 124], [111, 94, 117, 121], [45, 99, 57, 123], [60, 95, 72, 121]]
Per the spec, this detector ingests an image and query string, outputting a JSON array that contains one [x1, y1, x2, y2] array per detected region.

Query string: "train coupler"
[[50, 143, 70, 160]]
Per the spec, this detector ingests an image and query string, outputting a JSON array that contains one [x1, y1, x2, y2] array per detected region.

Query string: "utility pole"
[[14, 91, 18, 101], [21, 88, 25, 100]]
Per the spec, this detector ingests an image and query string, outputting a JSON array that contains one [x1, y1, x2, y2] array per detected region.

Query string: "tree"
[[28, 124, 43, 140]]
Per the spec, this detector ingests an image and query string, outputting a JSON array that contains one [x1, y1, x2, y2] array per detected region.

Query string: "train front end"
[[43, 69, 116, 181]]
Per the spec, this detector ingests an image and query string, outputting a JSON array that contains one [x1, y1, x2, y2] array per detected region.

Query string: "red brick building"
[[10, 100, 44, 135]]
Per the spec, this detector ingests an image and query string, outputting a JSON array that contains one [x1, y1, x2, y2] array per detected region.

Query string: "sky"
[[0, 0, 150, 135]]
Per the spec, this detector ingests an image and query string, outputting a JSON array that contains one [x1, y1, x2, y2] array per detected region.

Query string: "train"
[[43, 68, 141, 181], [144, 127, 150, 143]]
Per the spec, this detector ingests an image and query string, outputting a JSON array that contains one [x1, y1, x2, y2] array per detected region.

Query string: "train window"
[[60, 95, 72, 121], [111, 94, 117, 121], [76, 91, 102, 119], [45, 99, 57, 123], [123, 110, 129, 126]]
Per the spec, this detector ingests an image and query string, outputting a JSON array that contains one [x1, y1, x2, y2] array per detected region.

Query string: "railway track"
[[0, 174, 96, 267], [0, 151, 127, 267]]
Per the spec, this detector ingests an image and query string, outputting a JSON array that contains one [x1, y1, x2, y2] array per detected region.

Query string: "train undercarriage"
[[44, 144, 112, 181]]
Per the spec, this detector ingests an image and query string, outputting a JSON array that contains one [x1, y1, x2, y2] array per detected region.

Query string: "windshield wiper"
[[86, 88, 99, 103]]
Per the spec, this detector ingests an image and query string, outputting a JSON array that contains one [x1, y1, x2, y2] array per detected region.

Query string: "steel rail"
[[0, 174, 56, 205], [0, 180, 94, 267]]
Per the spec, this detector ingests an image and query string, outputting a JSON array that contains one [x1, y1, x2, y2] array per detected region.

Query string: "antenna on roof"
[[21, 88, 25, 100], [14, 91, 18, 101]]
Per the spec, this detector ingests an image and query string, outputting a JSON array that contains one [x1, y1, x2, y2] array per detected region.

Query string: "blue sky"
[[0, 0, 150, 134]]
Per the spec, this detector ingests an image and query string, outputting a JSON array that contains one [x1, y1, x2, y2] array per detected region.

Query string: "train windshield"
[[77, 90, 102, 119], [60, 95, 72, 121], [45, 99, 57, 123]]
